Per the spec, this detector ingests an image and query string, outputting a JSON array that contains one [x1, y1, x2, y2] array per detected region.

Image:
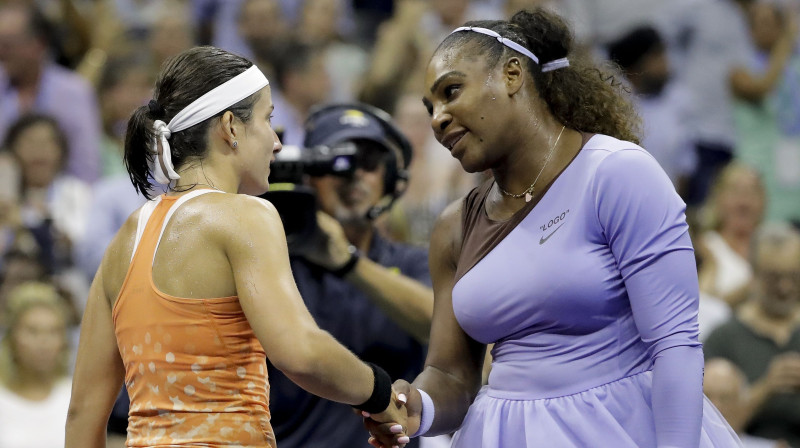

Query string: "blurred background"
[[0, 0, 798, 447]]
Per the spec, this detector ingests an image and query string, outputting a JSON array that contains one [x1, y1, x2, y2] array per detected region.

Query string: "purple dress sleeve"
[[593, 148, 704, 448]]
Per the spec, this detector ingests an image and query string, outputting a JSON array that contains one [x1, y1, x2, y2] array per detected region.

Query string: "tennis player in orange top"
[[65, 46, 408, 447]]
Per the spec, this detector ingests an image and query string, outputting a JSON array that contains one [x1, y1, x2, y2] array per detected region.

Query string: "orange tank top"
[[112, 190, 275, 447]]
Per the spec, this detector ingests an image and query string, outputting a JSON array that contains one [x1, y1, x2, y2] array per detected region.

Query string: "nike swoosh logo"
[[539, 222, 565, 245]]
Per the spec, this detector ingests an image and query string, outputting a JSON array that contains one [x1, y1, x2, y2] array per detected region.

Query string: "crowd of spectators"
[[0, 0, 798, 446]]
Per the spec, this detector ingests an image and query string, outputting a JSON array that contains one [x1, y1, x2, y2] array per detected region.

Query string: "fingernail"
[[362, 411, 371, 418], [390, 424, 403, 434], [398, 436, 410, 444], [397, 393, 407, 403]]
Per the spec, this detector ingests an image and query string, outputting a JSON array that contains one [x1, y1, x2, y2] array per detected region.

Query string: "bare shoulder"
[[181, 194, 287, 255], [150, 192, 281, 237], [207, 195, 292, 270], [430, 198, 465, 271], [100, 206, 143, 301], [208, 193, 283, 234], [107, 206, 142, 263], [226, 193, 280, 215], [436, 197, 464, 229]]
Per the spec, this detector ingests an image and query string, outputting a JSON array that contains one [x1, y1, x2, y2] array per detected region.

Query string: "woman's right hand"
[[363, 380, 423, 448]]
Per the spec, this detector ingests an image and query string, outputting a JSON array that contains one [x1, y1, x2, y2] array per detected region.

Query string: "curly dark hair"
[[437, 8, 641, 144]]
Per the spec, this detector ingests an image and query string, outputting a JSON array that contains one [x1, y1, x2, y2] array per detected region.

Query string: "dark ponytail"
[[123, 46, 261, 199], [437, 8, 641, 144], [123, 105, 157, 198]]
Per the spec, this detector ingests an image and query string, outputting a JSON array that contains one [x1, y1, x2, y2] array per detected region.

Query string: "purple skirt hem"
[[450, 371, 742, 447]]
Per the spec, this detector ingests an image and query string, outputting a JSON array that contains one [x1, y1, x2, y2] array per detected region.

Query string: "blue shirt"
[[0, 63, 102, 183], [656, 0, 753, 147], [268, 232, 430, 448], [636, 81, 696, 185], [74, 176, 147, 280]]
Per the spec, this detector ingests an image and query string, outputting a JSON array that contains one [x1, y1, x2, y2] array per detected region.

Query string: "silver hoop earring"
[[232, 140, 238, 149]]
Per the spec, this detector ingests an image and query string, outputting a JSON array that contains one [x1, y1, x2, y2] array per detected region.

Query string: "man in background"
[[265, 103, 433, 448], [704, 224, 800, 446], [0, 2, 101, 183]]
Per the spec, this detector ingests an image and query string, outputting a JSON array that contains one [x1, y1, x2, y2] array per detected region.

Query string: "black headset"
[[304, 103, 413, 219]]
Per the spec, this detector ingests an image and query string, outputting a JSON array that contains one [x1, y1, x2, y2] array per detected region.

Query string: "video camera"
[[267, 141, 361, 184], [261, 103, 413, 248]]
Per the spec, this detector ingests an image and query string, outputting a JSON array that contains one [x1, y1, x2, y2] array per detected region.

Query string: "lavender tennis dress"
[[449, 135, 741, 447]]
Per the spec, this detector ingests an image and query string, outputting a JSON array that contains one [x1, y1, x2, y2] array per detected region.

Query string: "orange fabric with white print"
[[112, 194, 275, 447]]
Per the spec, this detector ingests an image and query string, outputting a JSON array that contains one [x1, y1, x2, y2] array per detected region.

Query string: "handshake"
[[358, 380, 423, 448]]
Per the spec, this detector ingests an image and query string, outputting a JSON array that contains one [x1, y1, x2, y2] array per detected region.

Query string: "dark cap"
[[607, 26, 664, 71], [304, 106, 394, 151]]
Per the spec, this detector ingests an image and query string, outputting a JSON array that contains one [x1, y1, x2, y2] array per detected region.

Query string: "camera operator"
[[265, 104, 433, 448]]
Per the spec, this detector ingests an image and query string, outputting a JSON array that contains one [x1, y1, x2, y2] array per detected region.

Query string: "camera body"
[[263, 142, 361, 249], [261, 103, 412, 247], [267, 141, 360, 185]]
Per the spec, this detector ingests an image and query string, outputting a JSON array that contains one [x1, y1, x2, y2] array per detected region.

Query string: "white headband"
[[450, 26, 569, 73], [150, 65, 269, 185]]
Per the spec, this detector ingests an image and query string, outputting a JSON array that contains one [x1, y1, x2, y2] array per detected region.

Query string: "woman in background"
[[699, 163, 765, 308], [0, 282, 72, 448]]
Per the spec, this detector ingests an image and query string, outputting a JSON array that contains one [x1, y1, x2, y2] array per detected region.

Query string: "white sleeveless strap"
[[131, 196, 163, 262], [152, 189, 225, 265]]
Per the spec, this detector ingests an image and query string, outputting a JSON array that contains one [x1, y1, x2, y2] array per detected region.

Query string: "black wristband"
[[330, 246, 360, 277], [355, 362, 392, 414]]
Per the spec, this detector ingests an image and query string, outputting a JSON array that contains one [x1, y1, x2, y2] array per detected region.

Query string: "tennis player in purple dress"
[[365, 8, 742, 448]]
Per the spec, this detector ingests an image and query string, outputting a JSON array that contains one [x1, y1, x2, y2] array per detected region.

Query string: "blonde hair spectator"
[[703, 162, 766, 232], [0, 281, 73, 448], [698, 162, 766, 308], [0, 281, 71, 383]]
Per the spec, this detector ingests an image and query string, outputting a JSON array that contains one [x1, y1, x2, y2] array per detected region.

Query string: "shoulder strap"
[[131, 196, 163, 262], [152, 189, 225, 265]]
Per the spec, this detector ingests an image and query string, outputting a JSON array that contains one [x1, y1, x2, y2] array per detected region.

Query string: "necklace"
[[171, 182, 220, 193], [497, 125, 566, 203]]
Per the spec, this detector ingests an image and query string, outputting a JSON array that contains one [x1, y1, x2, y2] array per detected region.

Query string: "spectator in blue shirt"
[[0, 3, 102, 184], [608, 25, 696, 195]]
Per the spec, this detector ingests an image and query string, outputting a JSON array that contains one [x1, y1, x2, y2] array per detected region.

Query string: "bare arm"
[[365, 199, 485, 447], [226, 196, 378, 405], [481, 343, 494, 385], [731, 10, 798, 102], [75, 0, 123, 87], [345, 257, 433, 344], [411, 200, 486, 435], [58, 0, 92, 64], [743, 352, 800, 424], [65, 265, 126, 448], [358, 0, 430, 110], [302, 211, 433, 343]]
